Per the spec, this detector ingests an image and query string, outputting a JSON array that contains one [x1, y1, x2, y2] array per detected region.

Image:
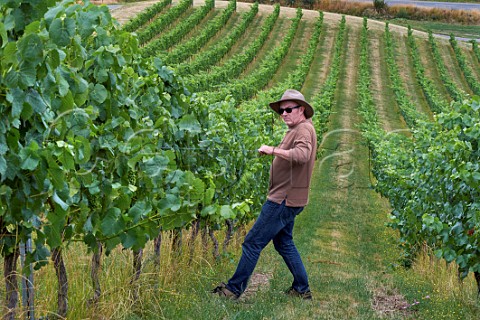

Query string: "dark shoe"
[[285, 287, 313, 300], [212, 282, 239, 300]]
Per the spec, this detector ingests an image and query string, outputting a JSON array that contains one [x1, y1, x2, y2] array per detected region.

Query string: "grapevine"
[[183, 3, 280, 92], [122, 0, 173, 33], [153, 0, 238, 63], [450, 34, 480, 95], [141, 0, 214, 53], [428, 31, 466, 102], [136, 0, 193, 45], [406, 26, 448, 113], [174, 2, 260, 76], [384, 22, 427, 127]]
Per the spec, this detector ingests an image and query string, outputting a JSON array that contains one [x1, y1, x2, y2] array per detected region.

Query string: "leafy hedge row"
[[0, 1, 281, 316], [360, 20, 480, 293], [357, 17, 383, 142], [309, 15, 346, 134], [473, 40, 480, 63], [202, 7, 303, 104], [384, 22, 427, 127]]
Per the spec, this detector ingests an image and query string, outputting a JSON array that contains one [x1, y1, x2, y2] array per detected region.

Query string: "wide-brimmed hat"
[[269, 89, 314, 119]]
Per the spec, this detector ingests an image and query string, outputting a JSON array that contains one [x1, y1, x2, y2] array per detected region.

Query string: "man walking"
[[212, 89, 317, 300]]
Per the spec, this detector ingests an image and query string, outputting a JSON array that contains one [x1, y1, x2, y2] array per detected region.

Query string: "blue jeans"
[[226, 200, 310, 296]]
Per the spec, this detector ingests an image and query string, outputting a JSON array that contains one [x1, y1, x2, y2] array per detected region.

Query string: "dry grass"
[[411, 246, 478, 301], [387, 5, 480, 24], [2, 227, 244, 319], [240, 0, 480, 24]]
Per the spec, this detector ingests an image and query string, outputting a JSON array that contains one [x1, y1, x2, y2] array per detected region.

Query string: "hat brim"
[[269, 99, 314, 119]]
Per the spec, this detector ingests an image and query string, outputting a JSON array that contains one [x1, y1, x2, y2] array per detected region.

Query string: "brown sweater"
[[267, 119, 317, 207]]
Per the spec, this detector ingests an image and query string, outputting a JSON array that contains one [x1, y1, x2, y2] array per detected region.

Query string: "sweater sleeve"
[[289, 126, 314, 165]]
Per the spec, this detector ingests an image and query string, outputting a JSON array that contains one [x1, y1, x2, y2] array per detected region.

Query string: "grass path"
[[286, 24, 413, 319]]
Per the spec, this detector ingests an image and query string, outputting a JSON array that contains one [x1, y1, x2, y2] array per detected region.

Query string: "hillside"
[[111, 0, 479, 131]]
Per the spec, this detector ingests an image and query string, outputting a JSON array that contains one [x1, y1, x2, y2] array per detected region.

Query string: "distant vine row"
[[154, 0, 237, 63], [406, 26, 448, 113], [428, 31, 465, 102], [473, 40, 480, 63], [202, 7, 303, 104], [183, 3, 280, 92], [174, 2, 259, 76], [137, 0, 193, 45], [384, 23, 426, 127], [142, 0, 214, 52], [283, 12, 324, 91], [310, 15, 346, 134], [357, 17, 383, 141], [122, 0, 172, 33], [450, 34, 480, 95]]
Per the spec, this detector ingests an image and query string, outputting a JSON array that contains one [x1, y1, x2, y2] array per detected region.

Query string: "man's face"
[[279, 101, 305, 127]]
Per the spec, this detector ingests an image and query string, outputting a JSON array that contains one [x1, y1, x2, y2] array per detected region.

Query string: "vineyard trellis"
[[142, 0, 215, 52], [360, 20, 480, 294], [136, 0, 194, 44], [121, 0, 173, 33]]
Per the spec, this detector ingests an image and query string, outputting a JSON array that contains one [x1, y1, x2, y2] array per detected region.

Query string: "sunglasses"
[[278, 105, 301, 114]]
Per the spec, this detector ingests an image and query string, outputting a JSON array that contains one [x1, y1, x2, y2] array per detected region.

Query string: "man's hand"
[[258, 145, 275, 155]]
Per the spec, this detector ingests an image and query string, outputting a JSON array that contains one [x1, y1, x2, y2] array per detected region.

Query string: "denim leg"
[[226, 200, 287, 295], [273, 206, 310, 293]]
